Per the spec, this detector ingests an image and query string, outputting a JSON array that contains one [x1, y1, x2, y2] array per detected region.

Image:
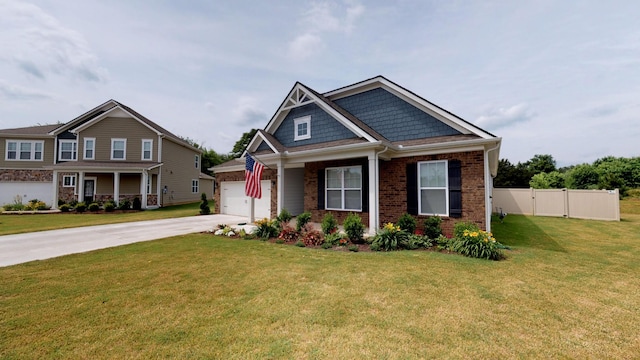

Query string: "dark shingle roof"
[[0, 124, 59, 135]]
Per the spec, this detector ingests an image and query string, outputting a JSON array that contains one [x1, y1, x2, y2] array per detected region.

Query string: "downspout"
[[371, 146, 389, 234], [484, 142, 501, 233]]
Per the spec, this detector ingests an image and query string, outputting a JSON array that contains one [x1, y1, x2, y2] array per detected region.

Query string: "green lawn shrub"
[[104, 201, 116, 212], [88, 203, 100, 212], [343, 213, 365, 244], [451, 221, 504, 260], [132, 197, 142, 211], [321, 213, 338, 235], [397, 213, 417, 234], [199, 193, 210, 215], [295, 211, 312, 232], [424, 216, 443, 239], [59, 204, 72, 213], [75, 202, 87, 213], [255, 218, 279, 239]]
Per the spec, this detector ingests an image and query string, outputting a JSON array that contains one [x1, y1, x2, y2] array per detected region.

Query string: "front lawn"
[[1, 202, 639, 358]]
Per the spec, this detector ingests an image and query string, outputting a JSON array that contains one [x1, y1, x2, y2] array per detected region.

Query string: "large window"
[[418, 160, 448, 216], [58, 140, 77, 161], [294, 116, 311, 141], [326, 166, 362, 211], [84, 138, 95, 160], [142, 139, 153, 160], [111, 139, 126, 160], [6, 140, 43, 161]]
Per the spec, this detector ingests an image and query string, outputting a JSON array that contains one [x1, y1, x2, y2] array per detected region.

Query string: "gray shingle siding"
[[333, 88, 462, 142], [256, 141, 271, 152], [273, 103, 357, 148]]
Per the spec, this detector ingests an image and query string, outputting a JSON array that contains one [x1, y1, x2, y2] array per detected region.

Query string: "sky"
[[1, 0, 638, 167]]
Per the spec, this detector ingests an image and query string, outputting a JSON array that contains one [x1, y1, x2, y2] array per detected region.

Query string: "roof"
[[0, 124, 60, 136], [46, 161, 163, 171]]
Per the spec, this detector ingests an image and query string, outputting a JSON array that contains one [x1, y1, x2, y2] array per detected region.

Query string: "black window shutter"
[[449, 160, 462, 218], [361, 162, 369, 212], [406, 163, 418, 215], [317, 169, 325, 210]]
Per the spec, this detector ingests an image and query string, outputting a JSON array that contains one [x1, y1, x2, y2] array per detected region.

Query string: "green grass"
[[1, 202, 639, 358], [0, 202, 201, 235]]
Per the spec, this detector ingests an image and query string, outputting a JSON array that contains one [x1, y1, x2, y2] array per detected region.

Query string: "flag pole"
[[245, 151, 271, 170]]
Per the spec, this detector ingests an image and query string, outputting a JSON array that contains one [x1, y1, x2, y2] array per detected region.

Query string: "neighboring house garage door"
[[0, 182, 53, 207], [220, 181, 271, 219]]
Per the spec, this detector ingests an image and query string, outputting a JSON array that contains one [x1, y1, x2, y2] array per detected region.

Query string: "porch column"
[[368, 154, 378, 235], [141, 171, 148, 209], [277, 159, 284, 216], [78, 171, 85, 202], [114, 172, 120, 206], [52, 170, 59, 209]]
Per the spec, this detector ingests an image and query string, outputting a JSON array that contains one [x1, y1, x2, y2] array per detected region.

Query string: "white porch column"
[[141, 171, 148, 209], [52, 170, 59, 209], [114, 172, 120, 206], [368, 153, 378, 235], [78, 171, 85, 202], [249, 197, 255, 223], [277, 159, 284, 216]]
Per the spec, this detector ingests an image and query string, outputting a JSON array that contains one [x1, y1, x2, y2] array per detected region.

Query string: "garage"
[[220, 181, 271, 219], [0, 182, 53, 207]]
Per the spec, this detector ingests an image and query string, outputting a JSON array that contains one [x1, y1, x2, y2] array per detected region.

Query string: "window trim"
[[58, 140, 77, 161], [83, 138, 95, 160], [294, 116, 311, 141], [194, 154, 200, 169], [418, 160, 449, 217], [111, 138, 127, 160], [141, 139, 153, 161], [325, 165, 362, 211], [191, 179, 199, 194], [63, 175, 76, 188], [5, 140, 44, 161]]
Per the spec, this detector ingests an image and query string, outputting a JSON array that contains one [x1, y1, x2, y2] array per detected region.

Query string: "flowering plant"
[[371, 222, 409, 251], [451, 223, 504, 260], [255, 218, 279, 239]]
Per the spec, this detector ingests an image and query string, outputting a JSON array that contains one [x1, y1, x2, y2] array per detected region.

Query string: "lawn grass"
[[0, 202, 201, 236], [1, 202, 639, 358]]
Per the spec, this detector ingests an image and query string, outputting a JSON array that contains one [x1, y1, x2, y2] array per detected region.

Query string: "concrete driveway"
[[0, 214, 252, 267]]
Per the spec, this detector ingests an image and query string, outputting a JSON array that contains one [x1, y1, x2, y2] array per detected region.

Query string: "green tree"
[[200, 148, 232, 175], [529, 171, 565, 189], [565, 163, 599, 189], [230, 129, 258, 158], [494, 159, 533, 188], [527, 154, 557, 174]]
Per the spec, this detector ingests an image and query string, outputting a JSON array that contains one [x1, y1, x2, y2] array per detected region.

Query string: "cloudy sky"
[[1, 0, 638, 166]]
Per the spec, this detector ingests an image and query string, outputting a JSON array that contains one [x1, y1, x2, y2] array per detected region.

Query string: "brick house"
[[212, 76, 501, 235], [0, 100, 213, 208]]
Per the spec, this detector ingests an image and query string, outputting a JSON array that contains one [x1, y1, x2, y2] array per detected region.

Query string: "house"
[[0, 100, 212, 209], [212, 76, 501, 235]]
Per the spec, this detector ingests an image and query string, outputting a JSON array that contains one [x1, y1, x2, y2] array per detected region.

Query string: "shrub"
[[88, 202, 100, 212], [255, 218, 279, 239], [26, 200, 49, 211], [132, 197, 142, 211], [348, 245, 359, 252], [277, 208, 292, 225], [104, 201, 116, 212], [75, 202, 87, 213], [343, 213, 365, 244], [321, 242, 333, 249], [451, 227, 504, 260], [59, 204, 72, 213], [295, 211, 312, 232], [278, 224, 299, 243], [295, 240, 306, 247], [324, 232, 345, 246], [118, 199, 131, 210], [69, 199, 78, 208], [397, 213, 417, 234], [58, 199, 66, 206], [321, 213, 338, 235], [406, 234, 433, 250], [423, 216, 443, 239], [435, 234, 452, 250], [453, 221, 479, 238], [301, 229, 324, 246], [371, 222, 409, 251], [199, 193, 210, 215]]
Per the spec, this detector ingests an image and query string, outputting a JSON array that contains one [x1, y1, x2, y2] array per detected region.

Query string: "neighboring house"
[[0, 100, 210, 208], [212, 76, 501, 235]]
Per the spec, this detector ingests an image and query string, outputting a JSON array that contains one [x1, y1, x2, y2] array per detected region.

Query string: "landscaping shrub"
[[343, 213, 365, 244], [371, 222, 409, 251], [321, 242, 333, 249], [294, 240, 306, 247], [324, 232, 345, 246], [321, 213, 338, 235], [75, 202, 87, 213], [277, 208, 292, 225], [118, 199, 131, 210], [301, 228, 324, 246], [453, 221, 478, 238], [255, 218, 279, 239], [88, 203, 100, 212], [397, 213, 417, 234], [69, 199, 78, 208], [423, 216, 443, 239], [58, 199, 66, 207], [278, 224, 299, 243], [406, 234, 433, 250], [59, 204, 72, 213], [450, 221, 504, 260], [348, 245, 359, 252], [104, 201, 116, 212], [132, 197, 142, 211], [199, 193, 210, 215], [295, 211, 312, 232]]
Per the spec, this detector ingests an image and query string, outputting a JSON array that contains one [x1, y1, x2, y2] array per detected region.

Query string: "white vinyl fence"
[[493, 188, 620, 221]]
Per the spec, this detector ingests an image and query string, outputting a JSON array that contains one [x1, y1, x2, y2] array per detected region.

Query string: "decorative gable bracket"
[[282, 87, 314, 110]]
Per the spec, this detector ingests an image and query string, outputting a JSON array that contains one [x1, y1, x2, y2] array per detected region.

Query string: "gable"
[[333, 88, 462, 142], [272, 102, 358, 148]]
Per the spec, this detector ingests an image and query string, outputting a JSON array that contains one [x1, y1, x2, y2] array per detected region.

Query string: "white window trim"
[[83, 138, 95, 160], [141, 139, 153, 161], [111, 138, 127, 160], [58, 140, 77, 161], [294, 116, 311, 141], [191, 179, 199, 194], [63, 175, 76, 188], [418, 160, 449, 217], [5, 140, 44, 161], [194, 154, 200, 169], [325, 165, 362, 211]]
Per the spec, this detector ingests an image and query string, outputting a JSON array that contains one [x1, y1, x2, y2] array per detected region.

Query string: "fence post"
[[563, 188, 569, 218], [531, 188, 536, 216]]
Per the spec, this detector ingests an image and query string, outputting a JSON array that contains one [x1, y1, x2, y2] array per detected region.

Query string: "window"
[[63, 175, 76, 188], [111, 139, 126, 160], [142, 139, 153, 160], [5, 140, 44, 161], [58, 140, 77, 161], [191, 179, 199, 193], [294, 116, 311, 141], [194, 155, 200, 169], [418, 160, 448, 216], [326, 166, 362, 211], [84, 138, 95, 160], [146, 176, 152, 194]]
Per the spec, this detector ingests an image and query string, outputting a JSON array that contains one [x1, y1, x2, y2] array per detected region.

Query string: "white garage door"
[[0, 182, 53, 207], [220, 181, 271, 219]]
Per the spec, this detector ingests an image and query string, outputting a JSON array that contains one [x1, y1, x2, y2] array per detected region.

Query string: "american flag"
[[245, 155, 264, 199]]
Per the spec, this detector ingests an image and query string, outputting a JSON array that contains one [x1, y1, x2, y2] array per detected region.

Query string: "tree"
[[529, 171, 565, 189], [527, 154, 556, 174], [230, 129, 258, 158], [200, 148, 232, 175], [565, 164, 599, 189], [494, 159, 533, 188]]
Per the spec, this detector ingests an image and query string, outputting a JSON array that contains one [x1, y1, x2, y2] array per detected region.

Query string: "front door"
[[84, 179, 95, 203]]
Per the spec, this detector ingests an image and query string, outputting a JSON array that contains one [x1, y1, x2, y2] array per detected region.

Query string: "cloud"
[[0, 79, 52, 100], [231, 97, 269, 126], [0, 0, 108, 83], [287, 1, 364, 60], [476, 103, 535, 130]]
